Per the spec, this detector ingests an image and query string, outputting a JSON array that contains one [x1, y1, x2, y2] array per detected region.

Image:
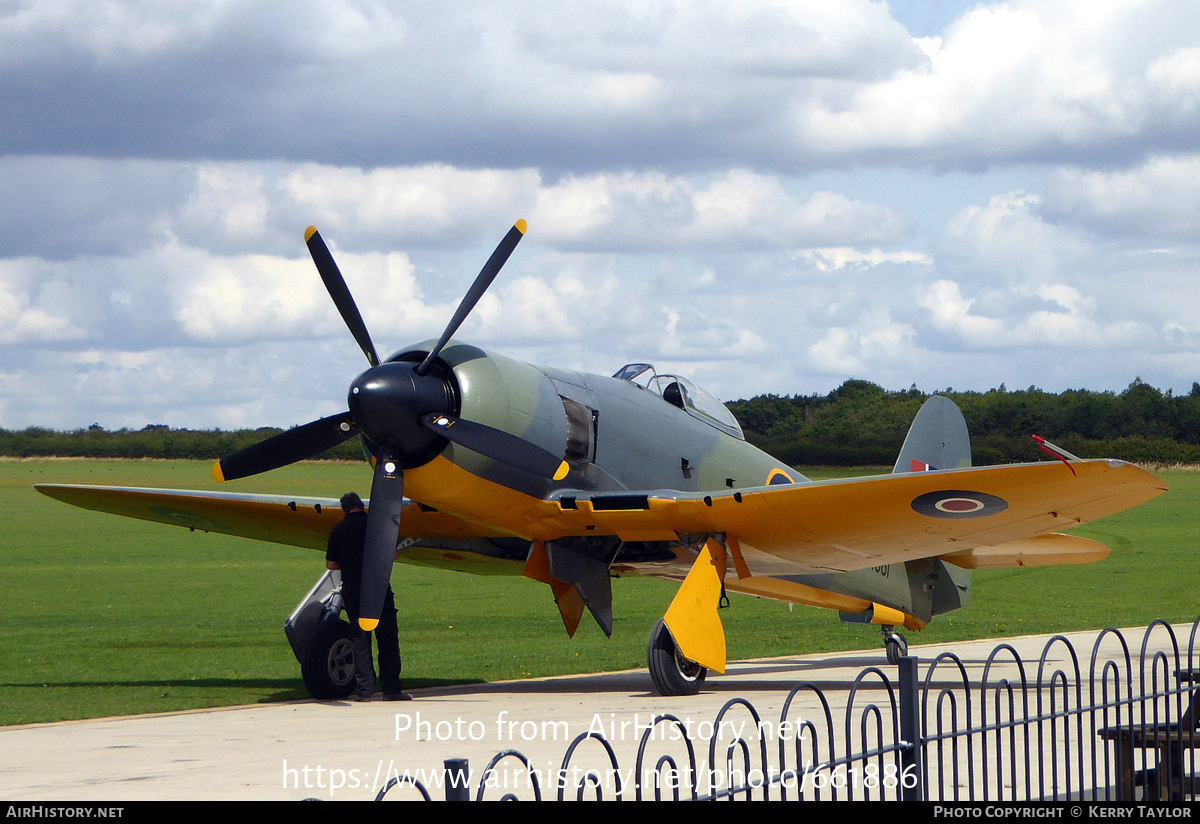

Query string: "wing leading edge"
[[33, 484, 510, 551]]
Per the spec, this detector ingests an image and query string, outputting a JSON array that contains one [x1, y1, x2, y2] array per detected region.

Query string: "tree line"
[[0, 424, 364, 462], [4, 378, 1199, 466], [725, 378, 1200, 466]]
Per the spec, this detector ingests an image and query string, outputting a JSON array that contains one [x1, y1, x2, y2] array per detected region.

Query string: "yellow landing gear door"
[[663, 536, 728, 674]]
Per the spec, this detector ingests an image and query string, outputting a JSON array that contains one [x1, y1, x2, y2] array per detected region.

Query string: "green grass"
[[1, 459, 1195, 725]]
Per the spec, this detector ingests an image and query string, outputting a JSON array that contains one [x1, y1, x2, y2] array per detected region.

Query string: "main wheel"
[[885, 633, 908, 666], [647, 618, 707, 696], [301, 617, 357, 699]]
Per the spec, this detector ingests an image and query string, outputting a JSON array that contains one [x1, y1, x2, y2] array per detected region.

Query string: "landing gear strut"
[[882, 625, 908, 665], [647, 618, 707, 696], [285, 570, 357, 700]]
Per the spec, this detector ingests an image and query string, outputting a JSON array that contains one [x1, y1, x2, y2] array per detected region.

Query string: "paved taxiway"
[[2, 625, 1192, 800]]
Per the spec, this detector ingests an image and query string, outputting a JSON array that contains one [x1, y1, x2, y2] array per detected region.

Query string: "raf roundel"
[[910, 490, 1009, 519]]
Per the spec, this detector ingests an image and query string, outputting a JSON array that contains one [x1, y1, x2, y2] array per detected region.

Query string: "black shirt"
[[326, 510, 367, 610]]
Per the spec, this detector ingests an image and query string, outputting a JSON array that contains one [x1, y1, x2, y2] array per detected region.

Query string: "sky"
[[2, 0, 1200, 431]]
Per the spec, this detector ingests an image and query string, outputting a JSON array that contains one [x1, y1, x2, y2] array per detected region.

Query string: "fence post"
[[898, 655, 923, 801], [445, 758, 470, 801]]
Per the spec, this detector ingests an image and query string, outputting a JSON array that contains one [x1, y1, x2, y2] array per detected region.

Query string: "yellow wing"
[[34, 484, 510, 551], [529, 459, 1165, 572], [576, 459, 1163, 674], [39, 459, 1165, 569]]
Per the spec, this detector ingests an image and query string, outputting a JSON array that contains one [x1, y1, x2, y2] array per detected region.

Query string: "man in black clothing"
[[325, 492, 409, 701]]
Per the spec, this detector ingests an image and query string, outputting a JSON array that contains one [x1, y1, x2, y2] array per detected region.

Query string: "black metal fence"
[[377, 619, 1200, 801]]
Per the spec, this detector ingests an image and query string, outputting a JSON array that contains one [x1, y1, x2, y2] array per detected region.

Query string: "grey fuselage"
[[397, 340, 802, 499]]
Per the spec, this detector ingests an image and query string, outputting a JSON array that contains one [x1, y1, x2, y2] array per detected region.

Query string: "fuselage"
[[387, 340, 801, 535], [358, 342, 967, 628]]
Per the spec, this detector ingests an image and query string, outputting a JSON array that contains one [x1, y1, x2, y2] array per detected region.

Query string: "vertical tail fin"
[[892, 395, 971, 474], [894, 395, 974, 622]]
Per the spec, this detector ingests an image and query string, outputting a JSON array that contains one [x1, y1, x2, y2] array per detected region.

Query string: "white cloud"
[[7, 1, 1197, 172], [179, 164, 273, 248], [806, 307, 916, 376], [918, 278, 1146, 351], [1145, 45, 1200, 122], [918, 279, 1007, 346], [1044, 155, 1200, 240], [0, 158, 907, 260], [941, 191, 1088, 282], [0, 259, 86, 344], [277, 164, 541, 245], [792, 0, 1200, 165], [51, 340, 355, 431], [655, 305, 768, 362], [798, 247, 932, 272], [534, 169, 905, 250], [7, 1, 1200, 430], [174, 245, 436, 348]]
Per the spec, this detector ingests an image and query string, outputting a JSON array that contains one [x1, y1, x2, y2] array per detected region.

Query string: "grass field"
[[1, 459, 1196, 726]]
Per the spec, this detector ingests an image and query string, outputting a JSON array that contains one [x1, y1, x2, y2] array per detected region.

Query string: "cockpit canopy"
[[612, 363, 744, 439]]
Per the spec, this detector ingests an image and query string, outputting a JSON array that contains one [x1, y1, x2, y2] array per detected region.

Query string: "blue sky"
[[2, 0, 1199, 430]]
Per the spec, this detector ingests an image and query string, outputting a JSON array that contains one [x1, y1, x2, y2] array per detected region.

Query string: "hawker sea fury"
[[37, 221, 1167, 697]]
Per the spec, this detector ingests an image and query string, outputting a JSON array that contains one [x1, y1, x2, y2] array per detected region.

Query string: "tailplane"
[[892, 395, 971, 473]]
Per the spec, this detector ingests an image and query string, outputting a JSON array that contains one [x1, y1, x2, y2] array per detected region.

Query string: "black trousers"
[[344, 586, 402, 695]]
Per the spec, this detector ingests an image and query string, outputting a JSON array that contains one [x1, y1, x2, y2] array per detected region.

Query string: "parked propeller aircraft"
[[37, 221, 1167, 697]]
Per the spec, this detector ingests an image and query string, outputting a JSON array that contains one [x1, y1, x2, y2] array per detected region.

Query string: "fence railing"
[[376, 619, 1200, 801]]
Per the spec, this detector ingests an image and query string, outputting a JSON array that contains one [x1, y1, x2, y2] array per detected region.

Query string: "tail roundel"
[[892, 395, 971, 474]]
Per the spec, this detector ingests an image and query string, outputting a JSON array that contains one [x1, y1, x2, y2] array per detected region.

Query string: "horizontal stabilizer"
[[939, 533, 1110, 569]]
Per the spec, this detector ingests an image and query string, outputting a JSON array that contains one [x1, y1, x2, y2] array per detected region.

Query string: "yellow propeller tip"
[[211, 462, 225, 483], [553, 461, 570, 482], [304, 225, 318, 242], [359, 617, 379, 632], [515, 219, 527, 234]]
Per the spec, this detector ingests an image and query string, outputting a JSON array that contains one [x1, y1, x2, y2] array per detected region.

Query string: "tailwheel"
[[882, 625, 908, 666], [647, 618, 706, 696]]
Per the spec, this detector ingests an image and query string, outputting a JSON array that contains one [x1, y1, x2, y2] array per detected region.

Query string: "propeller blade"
[[358, 448, 406, 631], [416, 219, 526, 375], [421, 412, 569, 481], [213, 412, 357, 482], [305, 226, 380, 368]]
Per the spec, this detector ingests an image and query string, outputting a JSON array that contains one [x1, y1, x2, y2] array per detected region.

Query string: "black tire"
[[301, 617, 357, 699], [647, 618, 707, 696], [886, 633, 908, 666]]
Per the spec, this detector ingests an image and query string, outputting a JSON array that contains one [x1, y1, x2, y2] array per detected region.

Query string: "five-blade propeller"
[[212, 220, 558, 631]]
